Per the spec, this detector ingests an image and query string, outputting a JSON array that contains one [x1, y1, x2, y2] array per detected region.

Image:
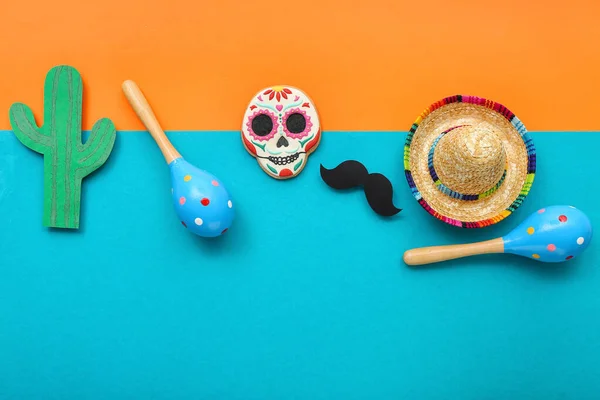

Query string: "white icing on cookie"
[[241, 86, 321, 179]]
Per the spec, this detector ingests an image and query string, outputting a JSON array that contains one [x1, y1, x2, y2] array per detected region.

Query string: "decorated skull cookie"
[[241, 86, 321, 179]]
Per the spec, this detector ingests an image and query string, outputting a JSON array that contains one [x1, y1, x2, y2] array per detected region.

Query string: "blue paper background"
[[1, 130, 599, 399]]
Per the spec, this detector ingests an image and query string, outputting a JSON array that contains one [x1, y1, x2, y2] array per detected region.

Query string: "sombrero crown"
[[404, 95, 536, 228]]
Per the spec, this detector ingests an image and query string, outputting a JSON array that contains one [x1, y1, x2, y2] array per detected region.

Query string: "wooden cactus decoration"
[[9, 65, 116, 229]]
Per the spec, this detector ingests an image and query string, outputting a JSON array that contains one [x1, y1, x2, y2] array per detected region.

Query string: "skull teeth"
[[268, 153, 300, 166]]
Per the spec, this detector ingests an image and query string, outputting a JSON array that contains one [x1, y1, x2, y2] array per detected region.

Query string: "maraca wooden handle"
[[122, 80, 181, 164], [403, 238, 504, 266]]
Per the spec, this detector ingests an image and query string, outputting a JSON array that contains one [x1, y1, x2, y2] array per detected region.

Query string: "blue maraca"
[[404, 205, 592, 265], [123, 80, 234, 238]]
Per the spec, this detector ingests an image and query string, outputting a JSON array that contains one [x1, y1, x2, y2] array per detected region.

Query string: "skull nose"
[[276, 136, 289, 148]]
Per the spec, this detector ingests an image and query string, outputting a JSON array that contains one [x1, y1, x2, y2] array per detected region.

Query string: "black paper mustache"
[[320, 160, 401, 217]]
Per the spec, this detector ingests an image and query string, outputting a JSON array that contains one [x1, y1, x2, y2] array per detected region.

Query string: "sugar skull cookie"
[[241, 86, 321, 179]]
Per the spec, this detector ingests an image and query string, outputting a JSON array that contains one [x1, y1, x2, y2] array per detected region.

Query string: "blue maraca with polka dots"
[[502, 205, 592, 262], [123, 80, 234, 238], [404, 205, 592, 265]]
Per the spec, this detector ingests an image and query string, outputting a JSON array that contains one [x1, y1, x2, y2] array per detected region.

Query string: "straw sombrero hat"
[[404, 95, 536, 228]]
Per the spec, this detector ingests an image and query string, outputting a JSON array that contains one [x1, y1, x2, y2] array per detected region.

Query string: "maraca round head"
[[502, 205, 593, 262], [169, 158, 234, 238]]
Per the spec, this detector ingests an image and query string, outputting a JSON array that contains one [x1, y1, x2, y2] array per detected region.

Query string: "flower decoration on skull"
[[241, 86, 321, 179]]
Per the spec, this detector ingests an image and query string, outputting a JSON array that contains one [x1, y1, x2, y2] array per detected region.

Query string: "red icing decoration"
[[221, 228, 228, 235], [547, 244, 556, 252], [302, 102, 310, 108], [181, 221, 187, 228], [279, 168, 293, 177], [201, 198, 210, 206], [179, 196, 186, 205], [211, 180, 219, 186], [263, 87, 292, 103], [558, 215, 567, 222], [305, 130, 321, 153], [242, 134, 257, 156], [250, 105, 257, 110], [566, 255, 573, 260]]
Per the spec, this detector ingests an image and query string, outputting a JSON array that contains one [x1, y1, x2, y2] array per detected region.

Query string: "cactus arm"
[[8, 103, 51, 154], [65, 118, 115, 229], [77, 118, 117, 176]]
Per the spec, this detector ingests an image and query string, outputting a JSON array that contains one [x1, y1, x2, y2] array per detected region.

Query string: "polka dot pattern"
[[169, 158, 235, 237], [228, 200, 233, 208], [503, 205, 592, 263]]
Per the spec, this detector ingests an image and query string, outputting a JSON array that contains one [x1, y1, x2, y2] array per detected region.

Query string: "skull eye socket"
[[251, 114, 274, 136], [282, 108, 313, 140], [285, 113, 306, 134], [246, 109, 279, 141]]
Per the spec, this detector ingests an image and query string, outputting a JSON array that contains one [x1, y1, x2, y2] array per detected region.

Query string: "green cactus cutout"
[[9, 65, 116, 229]]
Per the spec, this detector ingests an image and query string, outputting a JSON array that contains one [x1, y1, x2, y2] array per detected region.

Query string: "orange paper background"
[[1, 0, 599, 131]]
